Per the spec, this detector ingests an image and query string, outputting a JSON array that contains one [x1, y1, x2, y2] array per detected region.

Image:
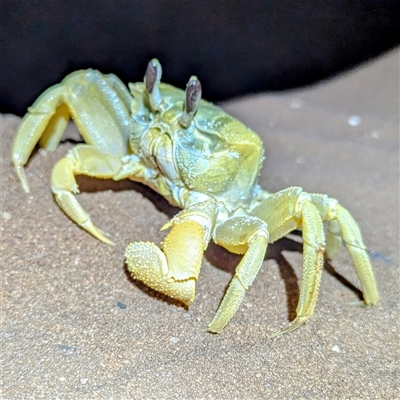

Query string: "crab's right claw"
[[125, 220, 205, 305]]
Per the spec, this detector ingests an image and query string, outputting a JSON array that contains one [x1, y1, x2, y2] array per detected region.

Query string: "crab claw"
[[144, 58, 163, 111], [125, 241, 196, 305], [125, 219, 205, 305], [180, 76, 202, 128]]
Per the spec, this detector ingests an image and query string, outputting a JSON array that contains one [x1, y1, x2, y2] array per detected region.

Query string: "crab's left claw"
[[125, 200, 217, 305]]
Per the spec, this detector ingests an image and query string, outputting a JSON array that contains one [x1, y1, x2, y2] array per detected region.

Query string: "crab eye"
[[144, 59, 163, 111], [180, 76, 202, 128]]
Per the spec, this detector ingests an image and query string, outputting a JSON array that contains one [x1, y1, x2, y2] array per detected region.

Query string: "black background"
[[2, 0, 399, 115]]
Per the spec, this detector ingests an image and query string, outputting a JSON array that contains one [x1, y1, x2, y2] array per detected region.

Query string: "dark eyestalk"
[[179, 76, 202, 128], [144, 59, 163, 111]]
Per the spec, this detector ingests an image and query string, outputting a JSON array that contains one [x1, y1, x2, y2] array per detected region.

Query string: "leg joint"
[[294, 192, 312, 217]]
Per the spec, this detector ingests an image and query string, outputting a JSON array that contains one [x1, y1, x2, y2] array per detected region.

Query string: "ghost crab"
[[11, 59, 379, 336]]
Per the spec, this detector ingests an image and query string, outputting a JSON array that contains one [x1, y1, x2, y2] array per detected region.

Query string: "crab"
[[11, 59, 379, 336]]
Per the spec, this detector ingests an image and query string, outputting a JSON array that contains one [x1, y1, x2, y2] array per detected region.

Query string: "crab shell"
[[128, 80, 264, 210]]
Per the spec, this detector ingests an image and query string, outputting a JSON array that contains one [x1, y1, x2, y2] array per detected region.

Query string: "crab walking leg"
[[271, 197, 326, 337], [251, 188, 326, 336], [40, 74, 132, 153], [39, 103, 70, 152], [208, 216, 269, 333], [310, 194, 379, 305], [11, 69, 131, 193], [208, 234, 268, 333], [11, 86, 68, 193], [51, 145, 147, 245], [125, 201, 218, 305], [332, 204, 378, 304]]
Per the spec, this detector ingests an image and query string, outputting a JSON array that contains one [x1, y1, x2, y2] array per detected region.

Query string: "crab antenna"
[[179, 76, 202, 128], [144, 59, 163, 111]]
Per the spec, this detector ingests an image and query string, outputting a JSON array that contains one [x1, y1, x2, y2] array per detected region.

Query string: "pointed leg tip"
[[269, 331, 282, 339], [207, 319, 225, 334], [207, 326, 223, 335], [346, 300, 374, 308], [269, 327, 291, 339], [22, 183, 31, 194], [94, 231, 115, 246], [80, 219, 115, 245], [101, 237, 116, 246], [92, 230, 115, 245], [270, 317, 309, 338], [269, 325, 289, 339], [14, 166, 31, 193]]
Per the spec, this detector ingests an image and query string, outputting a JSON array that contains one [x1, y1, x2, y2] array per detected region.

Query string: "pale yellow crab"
[[11, 59, 379, 336]]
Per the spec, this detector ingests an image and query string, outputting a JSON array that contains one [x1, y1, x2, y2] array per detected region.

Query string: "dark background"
[[2, 0, 399, 116]]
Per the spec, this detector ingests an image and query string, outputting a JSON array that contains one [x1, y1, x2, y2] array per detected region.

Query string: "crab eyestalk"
[[179, 76, 202, 128], [144, 58, 163, 111]]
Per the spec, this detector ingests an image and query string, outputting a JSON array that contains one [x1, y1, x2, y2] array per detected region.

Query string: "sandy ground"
[[1, 51, 399, 399]]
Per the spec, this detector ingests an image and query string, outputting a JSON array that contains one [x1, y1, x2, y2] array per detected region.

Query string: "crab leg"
[[329, 204, 378, 304], [12, 85, 68, 192], [51, 145, 147, 244], [125, 200, 218, 305], [38, 103, 70, 152], [208, 216, 269, 333], [270, 196, 326, 337], [11, 70, 131, 193], [310, 194, 379, 305], [251, 188, 326, 336]]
